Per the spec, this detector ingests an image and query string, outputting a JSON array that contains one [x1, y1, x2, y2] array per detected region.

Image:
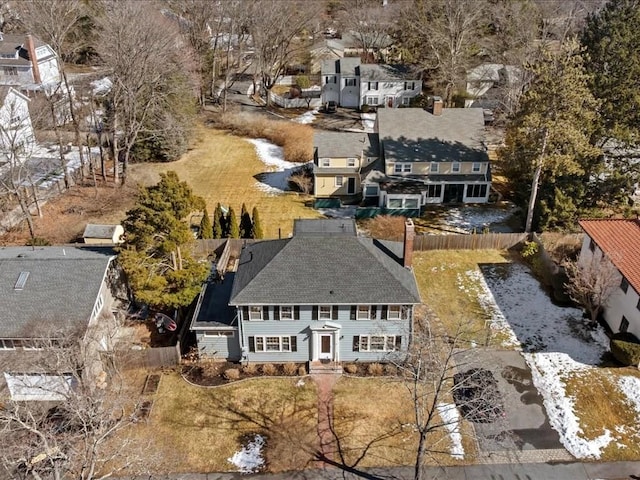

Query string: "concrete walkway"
[[312, 372, 340, 464]]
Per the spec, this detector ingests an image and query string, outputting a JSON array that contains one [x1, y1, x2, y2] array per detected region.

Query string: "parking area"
[[456, 349, 565, 453]]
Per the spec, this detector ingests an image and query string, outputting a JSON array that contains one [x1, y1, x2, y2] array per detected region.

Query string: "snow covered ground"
[[439, 204, 517, 234], [227, 434, 265, 473], [360, 113, 376, 132], [292, 108, 319, 124], [246, 138, 307, 195], [437, 403, 464, 460], [466, 262, 640, 459]]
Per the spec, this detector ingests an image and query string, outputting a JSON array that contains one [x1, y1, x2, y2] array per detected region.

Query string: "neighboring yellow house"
[[313, 131, 380, 200]]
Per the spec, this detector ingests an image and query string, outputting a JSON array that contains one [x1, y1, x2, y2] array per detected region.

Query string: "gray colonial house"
[[190, 219, 421, 370]]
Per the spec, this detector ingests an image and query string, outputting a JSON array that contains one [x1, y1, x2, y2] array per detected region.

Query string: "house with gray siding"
[[190, 219, 421, 370]]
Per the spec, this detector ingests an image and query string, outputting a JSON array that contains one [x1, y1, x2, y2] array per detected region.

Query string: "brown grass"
[[129, 124, 322, 239], [126, 372, 318, 474], [564, 368, 640, 460], [208, 111, 314, 163], [332, 377, 477, 467], [413, 250, 514, 346], [360, 215, 406, 240]]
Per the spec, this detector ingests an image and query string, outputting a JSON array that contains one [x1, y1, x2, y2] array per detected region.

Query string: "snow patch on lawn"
[[436, 403, 464, 459], [247, 138, 307, 195], [440, 205, 516, 234], [317, 205, 357, 219], [618, 376, 640, 415], [293, 108, 319, 124], [361, 112, 376, 132], [478, 262, 617, 458], [228, 434, 265, 473]]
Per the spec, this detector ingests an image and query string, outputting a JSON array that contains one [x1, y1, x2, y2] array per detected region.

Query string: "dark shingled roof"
[[377, 108, 488, 163], [190, 272, 237, 329], [359, 64, 418, 81], [294, 219, 356, 236], [229, 235, 421, 306], [314, 131, 379, 159], [0, 246, 114, 338]]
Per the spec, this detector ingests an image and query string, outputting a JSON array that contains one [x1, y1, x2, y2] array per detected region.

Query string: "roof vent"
[[14, 271, 29, 290]]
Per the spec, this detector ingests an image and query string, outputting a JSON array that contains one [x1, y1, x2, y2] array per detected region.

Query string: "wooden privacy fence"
[[407, 232, 527, 251]]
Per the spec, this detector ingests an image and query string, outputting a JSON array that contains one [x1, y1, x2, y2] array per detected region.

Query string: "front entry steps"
[[309, 361, 343, 375]]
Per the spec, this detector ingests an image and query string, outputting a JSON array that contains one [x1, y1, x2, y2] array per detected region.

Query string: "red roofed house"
[[578, 219, 640, 337]]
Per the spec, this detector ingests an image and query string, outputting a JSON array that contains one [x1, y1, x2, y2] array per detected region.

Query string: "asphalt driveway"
[[456, 349, 565, 453]]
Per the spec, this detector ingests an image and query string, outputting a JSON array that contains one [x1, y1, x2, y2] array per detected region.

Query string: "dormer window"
[[320, 158, 330, 167]]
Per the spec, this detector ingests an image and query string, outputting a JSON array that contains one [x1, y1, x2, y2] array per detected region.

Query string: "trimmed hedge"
[[610, 332, 640, 366]]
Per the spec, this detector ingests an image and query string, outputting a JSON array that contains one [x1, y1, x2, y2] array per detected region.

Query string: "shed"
[[82, 224, 124, 244]]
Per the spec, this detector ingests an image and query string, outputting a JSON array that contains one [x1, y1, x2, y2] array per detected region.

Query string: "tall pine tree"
[[213, 203, 224, 239], [251, 206, 264, 239], [240, 203, 253, 239], [227, 206, 240, 238], [499, 40, 601, 232], [199, 207, 212, 239]]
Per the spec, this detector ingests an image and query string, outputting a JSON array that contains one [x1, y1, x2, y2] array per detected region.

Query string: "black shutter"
[[350, 306, 356, 320], [263, 306, 269, 320], [395, 336, 402, 350], [353, 336, 359, 352], [274, 307, 280, 321], [291, 336, 297, 352], [371, 305, 377, 319], [242, 306, 249, 321], [332, 305, 338, 320], [312, 306, 318, 320], [294, 306, 300, 320], [248, 336, 255, 352], [382, 306, 388, 320]]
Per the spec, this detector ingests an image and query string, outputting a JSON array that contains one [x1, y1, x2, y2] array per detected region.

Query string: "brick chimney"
[[25, 34, 41, 84], [431, 96, 443, 116], [403, 218, 415, 269]]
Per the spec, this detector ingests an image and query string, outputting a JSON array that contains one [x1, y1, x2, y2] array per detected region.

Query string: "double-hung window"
[[353, 335, 400, 352], [368, 81, 378, 90], [319, 306, 332, 320], [452, 162, 460, 173], [249, 306, 262, 321], [345, 78, 356, 87], [394, 163, 411, 174], [430, 162, 439, 173], [335, 176, 343, 187], [357, 305, 370, 320], [387, 305, 401, 320], [472, 162, 482, 173], [347, 158, 356, 167], [321, 158, 330, 167], [250, 335, 297, 352], [280, 306, 293, 320]]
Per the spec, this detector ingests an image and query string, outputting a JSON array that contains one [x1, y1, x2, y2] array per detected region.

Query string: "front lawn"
[[128, 372, 318, 474]]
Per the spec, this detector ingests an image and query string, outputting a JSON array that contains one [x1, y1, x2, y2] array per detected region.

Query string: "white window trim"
[[319, 306, 332, 320], [254, 335, 293, 352], [358, 334, 398, 352], [364, 184, 379, 197], [452, 162, 461, 173], [347, 158, 357, 167], [0, 339, 15, 350], [394, 163, 412, 174], [280, 306, 294, 320], [357, 305, 371, 320], [248, 306, 263, 321], [387, 306, 401, 320], [366, 96, 379, 105], [345, 78, 357, 87], [387, 196, 420, 209], [320, 158, 330, 167], [472, 162, 482, 173], [91, 294, 104, 322], [335, 176, 343, 187], [203, 330, 235, 337], [402, 96, 410, 105], [466, 184, 488, 198], [430, 162, 439, 173]]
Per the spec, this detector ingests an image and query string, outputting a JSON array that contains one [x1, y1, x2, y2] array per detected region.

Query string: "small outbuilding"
[[82, 224, 124, 245]]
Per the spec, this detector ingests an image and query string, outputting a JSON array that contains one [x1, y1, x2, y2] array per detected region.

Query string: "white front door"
[[319, 334, 333, 360]]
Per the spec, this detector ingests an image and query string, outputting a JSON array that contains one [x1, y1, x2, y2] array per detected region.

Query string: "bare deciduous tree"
[[95, 0, 193, 184], [564, 253, 621, 325], [0, 319, 152, 480], [246, 0, 322, 106]]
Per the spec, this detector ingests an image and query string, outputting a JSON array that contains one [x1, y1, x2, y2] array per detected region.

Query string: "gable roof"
[[322, 57, 361, 76], [360, 64, 418, 81], [82, 224, 122, 240], [579, 219, 640, 294], [376, 108, 488, 163], [0, 246, 114, 338], [229, 226, 420, 306], [314, 131, 379, 158]]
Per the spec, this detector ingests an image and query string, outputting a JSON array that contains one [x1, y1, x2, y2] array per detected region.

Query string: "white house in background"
[[578, 219, 640, 338], [465, 63, 526, 111], [321, 58, 421, 109], [83, 224, 125, 245], [0, 86, 35, 153], [0, 33, 60, 92]]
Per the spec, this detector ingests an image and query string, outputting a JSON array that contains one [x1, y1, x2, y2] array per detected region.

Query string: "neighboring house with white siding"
[[0, 86, 35, 155], [321, 58, 421, 109], [0, 33, 60, 92], [0, 247, 120, 401], [190, 219, 421, 371], [578, 219, 640, 338]]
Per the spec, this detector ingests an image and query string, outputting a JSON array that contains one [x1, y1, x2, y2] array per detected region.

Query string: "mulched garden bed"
[[182, 361, 308, 387]]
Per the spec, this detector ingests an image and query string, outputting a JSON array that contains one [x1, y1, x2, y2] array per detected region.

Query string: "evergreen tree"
[[252, 206, 264, 239], [213, 203, 224, 239], [240, 203, 253, 239], [498, 41, 601, 232], [119, 171, 209, 309], [227, 206, 240, 238], [199, 207, 212, 239]]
